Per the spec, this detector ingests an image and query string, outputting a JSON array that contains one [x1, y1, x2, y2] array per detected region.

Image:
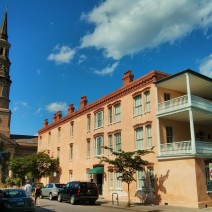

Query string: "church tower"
[[0, 8, 12, 137]]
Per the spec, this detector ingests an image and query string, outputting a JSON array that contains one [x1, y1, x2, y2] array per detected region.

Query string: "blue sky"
[[0, 0, 212, 136]]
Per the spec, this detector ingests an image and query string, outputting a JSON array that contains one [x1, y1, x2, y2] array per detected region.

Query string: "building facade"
[[38, 68, 212, 208]]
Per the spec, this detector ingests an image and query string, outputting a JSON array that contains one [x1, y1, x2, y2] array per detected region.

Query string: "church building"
[[0, 9, 37, 184]]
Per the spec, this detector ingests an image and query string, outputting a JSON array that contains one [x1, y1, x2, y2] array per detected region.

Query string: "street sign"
[[209, 163, 212, 181]]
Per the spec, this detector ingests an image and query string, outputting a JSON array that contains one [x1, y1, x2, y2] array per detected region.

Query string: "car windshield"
[[3, 189, 27, 198], [55, 184, 65, 188]]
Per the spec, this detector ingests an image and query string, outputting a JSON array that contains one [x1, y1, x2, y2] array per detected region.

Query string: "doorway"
[[96, 174, 103, 195]]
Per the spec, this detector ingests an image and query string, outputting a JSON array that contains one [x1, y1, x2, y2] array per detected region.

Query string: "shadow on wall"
[[154, 169, 170, 204], [135, 170, 170, 205]]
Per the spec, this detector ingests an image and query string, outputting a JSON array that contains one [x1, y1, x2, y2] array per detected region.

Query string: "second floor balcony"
[[160, 140, 212, 157], [157, 95, 212, 116]]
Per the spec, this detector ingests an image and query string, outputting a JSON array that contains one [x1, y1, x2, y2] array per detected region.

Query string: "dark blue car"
[[0, 188, 35, 211]]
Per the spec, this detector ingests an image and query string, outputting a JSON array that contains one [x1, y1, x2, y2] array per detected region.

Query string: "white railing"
[[157, 95, 212, 115], [190, 96, 212, 112], [157, 95, 188, 115], [160, 140, 212, 156], [160, 141, 192, 155]]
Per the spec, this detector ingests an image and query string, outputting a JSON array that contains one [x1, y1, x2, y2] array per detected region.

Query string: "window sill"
[[133, 114, 142, 118]]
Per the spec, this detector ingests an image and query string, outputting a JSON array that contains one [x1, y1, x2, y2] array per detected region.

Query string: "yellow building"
[[38, 69, 212, 208]]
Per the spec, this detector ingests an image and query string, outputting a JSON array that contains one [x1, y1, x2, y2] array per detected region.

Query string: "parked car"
[[31, 182, 44, 197], [0, 188, 35, 212], [40, 183, 65, 200], [57, 181, 99, 205]]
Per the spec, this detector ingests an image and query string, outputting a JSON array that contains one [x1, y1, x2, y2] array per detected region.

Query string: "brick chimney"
[[80, 96, 87, 109], [122, 70, 134, 86], [53, 111, 62, 122], [43, 119, 48, 128], [68, 104, 75, 115]]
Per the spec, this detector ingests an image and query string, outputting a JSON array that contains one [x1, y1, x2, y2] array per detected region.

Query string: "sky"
[[0, 0, 212, 136]]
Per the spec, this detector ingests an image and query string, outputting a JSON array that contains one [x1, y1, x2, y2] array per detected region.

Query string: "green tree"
[[8, 151, 59, 181], [29, 152, 59, 179], [98, 147, 154, 207]]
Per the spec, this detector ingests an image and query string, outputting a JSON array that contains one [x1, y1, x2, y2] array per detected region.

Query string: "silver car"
[[40, 183, 65, 200]]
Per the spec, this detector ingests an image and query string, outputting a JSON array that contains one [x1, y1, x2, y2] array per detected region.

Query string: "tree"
[[8, 151, 59, 181], [98, 146, 154, 207], [29, 152, 59, 179]]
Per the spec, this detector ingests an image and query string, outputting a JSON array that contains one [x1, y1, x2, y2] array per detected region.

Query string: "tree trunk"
[[127, 183, 131, 207]]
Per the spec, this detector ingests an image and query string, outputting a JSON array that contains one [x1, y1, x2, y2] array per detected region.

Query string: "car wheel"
[[89, 200, 96, 205], [58, 193, 62, 202], [70, 195, 76, 205], [49, 193, 53, 200]]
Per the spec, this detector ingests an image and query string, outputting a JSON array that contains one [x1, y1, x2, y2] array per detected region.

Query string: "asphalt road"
[[35, 198, 126, 212]]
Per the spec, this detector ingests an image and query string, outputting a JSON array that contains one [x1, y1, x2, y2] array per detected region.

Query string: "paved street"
[[35, 198, 212, 212], [35, 198, 126, 212]]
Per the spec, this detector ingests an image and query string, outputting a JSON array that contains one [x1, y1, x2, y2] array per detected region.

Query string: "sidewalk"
[[97, 199, 212, 212]]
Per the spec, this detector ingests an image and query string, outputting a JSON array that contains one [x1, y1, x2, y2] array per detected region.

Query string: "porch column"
[[186, 73, 196, 154], [156, 117, 161, 156], [189, 109, 196, 154], [155, 84, 161, 156]]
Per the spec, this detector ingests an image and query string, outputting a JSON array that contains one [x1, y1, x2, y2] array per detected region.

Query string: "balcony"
[[160, 140, 212, 157], [157, 95, 212, 116]]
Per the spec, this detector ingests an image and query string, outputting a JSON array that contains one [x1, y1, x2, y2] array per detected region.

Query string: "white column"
[[155, 84, 161, 156], [189, 109, 196, 154], [186, 73, 196, 154], [156, 117, 161, 156]]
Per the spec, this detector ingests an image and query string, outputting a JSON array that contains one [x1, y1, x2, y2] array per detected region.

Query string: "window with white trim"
[[87, 140, 90, 158], [94, 136, 104, 156], [108, 107, 112, 124], [108, 171, 114, 188], [108, 135, 113, 155], [87, 115, 91, 132], [70, 123, 74, 137], [134, 95, 142, 116], [115, 133, 121, 152], [137, 169, 146, 190], [148, 168, 155, 191], [146, 125, 152, 148], [57, 148, 60, 159], [69, 144, 73, 160], [58, 128, 61, 142], [95, 111, 104, 129], [115, 172, 122, 189], [48, 132, 51, 145], [114, 104, 121, 122], [166, 126, 173, 143], [135, 128, 144, 150], [144, 91, 150, 112]]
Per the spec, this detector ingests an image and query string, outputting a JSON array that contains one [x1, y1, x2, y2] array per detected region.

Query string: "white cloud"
[[78, 54, 87, 64], [80, 0, 212, 60], [47, 45, 76, 64], [36, 69, 41, 74], [199, 54, 212, 78], [94, 62, 119, 76], [12, 101, 28, 112], [45, 102, 68, 113], [35, 107, 42, 114]]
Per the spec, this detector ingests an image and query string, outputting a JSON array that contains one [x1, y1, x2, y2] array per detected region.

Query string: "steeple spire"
[[0, 7, 8, 41]]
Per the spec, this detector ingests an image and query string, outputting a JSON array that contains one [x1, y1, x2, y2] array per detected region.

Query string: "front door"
[[96, 174, 103, 195]]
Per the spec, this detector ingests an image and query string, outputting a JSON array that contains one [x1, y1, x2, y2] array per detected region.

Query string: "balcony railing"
[[160, 140, 212, 156], [157, 95, 212, 115]]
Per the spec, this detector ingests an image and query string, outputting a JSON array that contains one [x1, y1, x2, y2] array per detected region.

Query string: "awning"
[[88, 166, 104, 174]]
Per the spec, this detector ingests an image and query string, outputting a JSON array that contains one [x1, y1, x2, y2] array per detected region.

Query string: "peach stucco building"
[[38, 69, 212, 208]]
